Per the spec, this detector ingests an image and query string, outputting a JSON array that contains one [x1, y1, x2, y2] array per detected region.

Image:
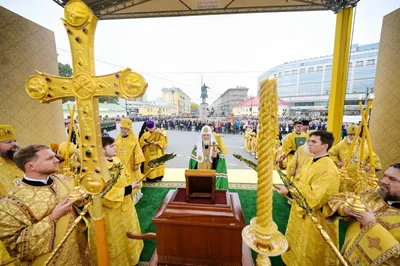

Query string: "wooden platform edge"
[[149, 242, 255, 266]]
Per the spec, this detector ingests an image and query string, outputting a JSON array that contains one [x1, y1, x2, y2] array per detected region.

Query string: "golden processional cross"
[[25, 0, 147, 265]]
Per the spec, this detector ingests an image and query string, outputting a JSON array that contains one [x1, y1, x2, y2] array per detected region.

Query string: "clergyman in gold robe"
[[329, 125, 382, 192], [116, 118, 145, 204], [0, 124, 23, 197], [279, 121, 307, 179], [327, 163, 400, 265], [276, 130, 340, 266], [89, 136, 143, 266], [139, 120, 165, 181], [0, 144, 89, 265]]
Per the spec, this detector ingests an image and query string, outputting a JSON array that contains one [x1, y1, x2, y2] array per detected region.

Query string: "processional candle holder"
[[344, 99, 375, 213], [242, 78, 288, 266], [344, 164, 368, 213]]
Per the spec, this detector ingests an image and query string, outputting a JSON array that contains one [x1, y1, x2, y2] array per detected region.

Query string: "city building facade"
[[258, 43, 378, 116], [63, 101, 127, 119], [162, 87, 191, 115], [138, 98, 175, 116], [232, 97, 289, 116], [210, 86, 249, 116]]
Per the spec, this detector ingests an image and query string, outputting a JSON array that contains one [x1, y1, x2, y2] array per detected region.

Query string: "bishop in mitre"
[[189, 126, 228, 189], [116, 118, 145, 203]]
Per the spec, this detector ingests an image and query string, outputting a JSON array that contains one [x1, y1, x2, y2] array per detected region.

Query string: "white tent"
[[343, 115, 362, 123]]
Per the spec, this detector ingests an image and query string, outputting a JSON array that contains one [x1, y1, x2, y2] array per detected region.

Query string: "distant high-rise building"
[[162, 87, 191, 115], [258, 43, 379, 116]]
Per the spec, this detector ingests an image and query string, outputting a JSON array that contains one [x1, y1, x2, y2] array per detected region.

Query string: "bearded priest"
[[189, 126, 228, 190]]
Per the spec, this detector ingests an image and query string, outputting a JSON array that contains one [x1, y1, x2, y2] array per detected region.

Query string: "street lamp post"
[[250, 96, 253, 116], [365, 86, 373, 106]]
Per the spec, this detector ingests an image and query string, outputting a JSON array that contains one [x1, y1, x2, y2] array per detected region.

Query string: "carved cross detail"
[[25, 0, 147, 194]]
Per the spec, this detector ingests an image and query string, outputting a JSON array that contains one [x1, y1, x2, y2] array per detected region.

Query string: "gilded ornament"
[[72, 74, 96, 99], [367, 236, 383, 251], [25, 76, 48, 99], [120, 71, 147, 98], [64, 0, 90, 28], [81, 172, 106, 194]]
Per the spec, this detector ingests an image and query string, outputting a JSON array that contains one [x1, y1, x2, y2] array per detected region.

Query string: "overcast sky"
[[1, 0, 399, 104]]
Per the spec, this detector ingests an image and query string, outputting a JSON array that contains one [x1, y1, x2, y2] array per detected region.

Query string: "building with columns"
[[162, 87, 191, 115]]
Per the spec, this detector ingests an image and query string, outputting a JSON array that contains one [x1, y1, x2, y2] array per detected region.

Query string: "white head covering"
[[196, 126, 218, 163]]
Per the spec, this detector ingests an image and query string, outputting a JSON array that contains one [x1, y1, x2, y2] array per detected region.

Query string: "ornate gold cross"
[[25, 0, 147, 195], [210, 141, 219, 153]]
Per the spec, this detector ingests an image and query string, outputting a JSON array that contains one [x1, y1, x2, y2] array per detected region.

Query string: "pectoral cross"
[[25, 0, 147, 195], [210, 141, 219, 153], [25, 2, 147, 265]]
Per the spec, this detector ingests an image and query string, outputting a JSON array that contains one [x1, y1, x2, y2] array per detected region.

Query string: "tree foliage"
[[58, 62, 73, 77]]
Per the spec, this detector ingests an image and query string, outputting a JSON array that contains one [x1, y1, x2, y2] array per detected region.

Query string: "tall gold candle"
[[242, 78, 288, 266], [256, 78, 277, 228]]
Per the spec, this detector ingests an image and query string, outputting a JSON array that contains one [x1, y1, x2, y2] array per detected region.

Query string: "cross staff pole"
[[25, 1, 147, 265]]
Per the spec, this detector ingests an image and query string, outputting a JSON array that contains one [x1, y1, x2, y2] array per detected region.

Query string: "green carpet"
[[136, 187, 348, 265]]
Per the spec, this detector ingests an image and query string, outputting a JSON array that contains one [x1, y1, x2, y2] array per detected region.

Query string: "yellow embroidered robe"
[[213, 132, 228, 155], [329, 138, 382, 192], [244, 130, 252, 152], [0, 157, 23, 197], [282, 131, 307, 179], [90, 157, 143, 266], [0, 240, 18, 266], [162, 129, 168, 147], [116, 132, 145, 193], [139, 131, 165, 179], [0, 175, 89, 266], [328, 190, 400, 265], [287, 145, 313, 182], [250, 133, 257, 156], [282, 156, 340, 266]]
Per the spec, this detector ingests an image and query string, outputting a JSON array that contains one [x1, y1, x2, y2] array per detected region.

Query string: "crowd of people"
[[0, 115, 399, 266]]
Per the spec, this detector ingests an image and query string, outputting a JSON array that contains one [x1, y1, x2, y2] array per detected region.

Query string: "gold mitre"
[[0, 124, 16, 142], [120, 118, 132, 129], [57, 142, 78, 160], [346, 125, 358, 135]]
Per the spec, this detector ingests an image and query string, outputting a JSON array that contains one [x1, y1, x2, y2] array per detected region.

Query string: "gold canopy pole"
[[242, 78, 288, 266], [25, 1, 148, 264], [327, 8, 354, 145]]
